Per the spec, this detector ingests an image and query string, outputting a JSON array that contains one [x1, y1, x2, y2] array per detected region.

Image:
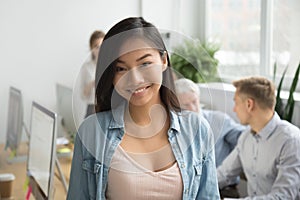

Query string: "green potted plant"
[[275, 62, 300, 122], [170, 39, 220, 83]]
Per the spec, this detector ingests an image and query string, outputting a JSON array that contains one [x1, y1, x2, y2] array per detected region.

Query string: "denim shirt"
[[67, 103, 220, 200]]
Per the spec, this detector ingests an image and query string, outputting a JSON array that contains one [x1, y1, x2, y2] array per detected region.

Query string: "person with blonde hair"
[[218, 76, 300, 199]]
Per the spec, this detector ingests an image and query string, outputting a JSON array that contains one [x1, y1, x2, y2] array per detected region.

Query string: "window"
[[210, 0, 261, 80], [208, 0, 300, 88], [273, 0, 300, 77]]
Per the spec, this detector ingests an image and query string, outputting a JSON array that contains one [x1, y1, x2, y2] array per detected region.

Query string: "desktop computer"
[[4, 86, 29, 163], [27, 102, 57, 199]]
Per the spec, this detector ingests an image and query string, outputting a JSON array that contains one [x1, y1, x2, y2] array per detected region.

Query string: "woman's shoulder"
[[78, 111, 113, 134], [75, 111, 115, 161], [178, 110, 209, 126], [172, 110, 210, 135], [171, 111, 213, 156]]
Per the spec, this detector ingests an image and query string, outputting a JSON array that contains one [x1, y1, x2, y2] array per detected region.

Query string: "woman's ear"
[[161, 51, 168, 71]]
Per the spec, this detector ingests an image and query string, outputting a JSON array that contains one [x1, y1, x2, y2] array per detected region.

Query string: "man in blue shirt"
[[217, 77, 300, 199], [175, 78, 245, 198]]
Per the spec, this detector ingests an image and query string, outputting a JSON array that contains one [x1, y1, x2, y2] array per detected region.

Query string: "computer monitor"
[[27, 102, 57, 200], [55, 83, 77, 141], [5, 87, 23, 155]]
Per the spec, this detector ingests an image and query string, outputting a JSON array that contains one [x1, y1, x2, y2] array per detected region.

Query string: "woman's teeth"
[[133, 87, 146, 94]]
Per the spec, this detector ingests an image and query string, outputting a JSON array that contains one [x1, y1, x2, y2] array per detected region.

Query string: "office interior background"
[[1, 0, 300, 143], [0, 0, 300, 199]]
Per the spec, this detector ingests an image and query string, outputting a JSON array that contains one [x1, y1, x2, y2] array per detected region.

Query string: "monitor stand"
[[6, 122, 70, 193], [55, 157, 68, 193]]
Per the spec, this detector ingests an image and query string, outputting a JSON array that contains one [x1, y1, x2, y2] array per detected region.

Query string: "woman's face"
[[113, 39, 167, 107]]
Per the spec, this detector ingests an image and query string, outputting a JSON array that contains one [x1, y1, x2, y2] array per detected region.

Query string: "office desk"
[[0, 143, 72, 200]]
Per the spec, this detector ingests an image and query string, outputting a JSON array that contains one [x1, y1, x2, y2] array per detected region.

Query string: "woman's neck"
[[127, 101, 166, 125], [123, 101, 170, 140]]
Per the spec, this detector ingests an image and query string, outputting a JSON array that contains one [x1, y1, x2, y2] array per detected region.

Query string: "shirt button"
[[253, 191, 257, 195], [185, 188, 189, 194], [181, 163, 185, 168], [253, 174, 256, 177], [254, 157, 257, 160]]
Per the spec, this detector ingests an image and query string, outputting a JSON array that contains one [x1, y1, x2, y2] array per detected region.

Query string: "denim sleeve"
[[67, 133, 90, 200], [196, 123, 220, 200]]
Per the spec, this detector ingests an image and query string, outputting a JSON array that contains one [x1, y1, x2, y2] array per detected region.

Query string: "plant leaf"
[[283, 62, 300, 121], [170, 39, 220, 83], [275, 65, 288, 118]]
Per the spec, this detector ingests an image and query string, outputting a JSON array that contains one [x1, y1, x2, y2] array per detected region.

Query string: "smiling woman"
[[67, 17, 220, 200], [113, 47, 167, 107]]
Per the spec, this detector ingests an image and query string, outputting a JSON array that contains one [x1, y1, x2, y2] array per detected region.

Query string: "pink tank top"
[[105, 146, 183, 200]]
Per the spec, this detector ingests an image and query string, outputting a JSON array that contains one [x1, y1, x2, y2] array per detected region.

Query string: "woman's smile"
[[127, 85, 151, 96]]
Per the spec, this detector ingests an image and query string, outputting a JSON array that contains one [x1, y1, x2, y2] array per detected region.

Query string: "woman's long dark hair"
[[95, 17, 180, 113]]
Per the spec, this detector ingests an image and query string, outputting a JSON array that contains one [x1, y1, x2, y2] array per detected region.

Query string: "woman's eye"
[[140, 62, 152, 67], [115, 66, 127, 72]]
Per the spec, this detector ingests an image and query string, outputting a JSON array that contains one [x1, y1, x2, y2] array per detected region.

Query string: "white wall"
[[0, 0, 203, 144], [0, 0, 141, 143]]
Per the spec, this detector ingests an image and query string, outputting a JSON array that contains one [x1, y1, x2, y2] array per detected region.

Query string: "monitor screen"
[[5, 86, 23, 153], [27, 102, 57, 199], [56, 83, 77, 138]]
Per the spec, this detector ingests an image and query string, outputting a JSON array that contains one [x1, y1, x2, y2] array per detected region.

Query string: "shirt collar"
[[256, 112, 280, 140], [169, 111, 181, 134]]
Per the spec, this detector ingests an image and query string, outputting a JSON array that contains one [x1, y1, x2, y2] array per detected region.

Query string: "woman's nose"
[[128, 68, 144, 84]]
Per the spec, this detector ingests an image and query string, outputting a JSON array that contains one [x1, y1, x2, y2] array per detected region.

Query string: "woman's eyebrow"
[[116, 59, 125, 64], [136, 54, 152, 62], [117, 53, 153, 64]]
